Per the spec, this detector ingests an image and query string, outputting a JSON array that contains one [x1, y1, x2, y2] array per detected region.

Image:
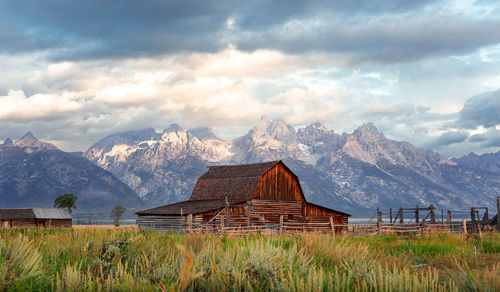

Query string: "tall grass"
[[0, 228, 498, 291]]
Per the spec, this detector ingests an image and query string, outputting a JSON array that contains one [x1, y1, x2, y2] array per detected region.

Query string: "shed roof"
[[136, 199, 245, 216], [0, 208, 72, 220], [189, 160, 281, 201], [32, 208, 72, 219]]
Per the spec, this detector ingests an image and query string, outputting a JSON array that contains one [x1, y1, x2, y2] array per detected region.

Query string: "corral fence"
[[137, 196, 500, 236]]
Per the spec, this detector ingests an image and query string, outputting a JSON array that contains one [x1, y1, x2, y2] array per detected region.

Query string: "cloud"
[[425, 131, 470, 149], [2, 0, 499, 65], [362, 103, 430, 118], [0, 89, 82, 122], [457, 89, 500, 129]]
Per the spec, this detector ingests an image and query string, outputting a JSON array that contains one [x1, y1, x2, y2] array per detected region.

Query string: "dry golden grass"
[[0, 228, 498, 291]]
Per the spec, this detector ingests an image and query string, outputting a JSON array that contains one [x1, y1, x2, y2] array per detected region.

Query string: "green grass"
[[0, 227, 499, 291]]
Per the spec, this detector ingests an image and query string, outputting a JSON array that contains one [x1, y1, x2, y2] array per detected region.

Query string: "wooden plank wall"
[[10, 219, 37, 227], [254, 164, 303, 201], [137, 215, 188, 232]]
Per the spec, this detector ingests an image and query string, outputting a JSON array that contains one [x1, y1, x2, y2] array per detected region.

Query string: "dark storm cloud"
[[457, 89, 500, 129], [2, 0, 498, 64], [426, 131, 469, 149]]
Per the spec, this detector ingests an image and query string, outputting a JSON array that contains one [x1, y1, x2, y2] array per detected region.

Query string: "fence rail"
[[137, 214, 497, 236]]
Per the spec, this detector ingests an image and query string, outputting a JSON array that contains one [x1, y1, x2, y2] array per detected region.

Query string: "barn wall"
[[42, 219, 72, 228], [254, 164, 303, 201], [11, 219, 37, 227]]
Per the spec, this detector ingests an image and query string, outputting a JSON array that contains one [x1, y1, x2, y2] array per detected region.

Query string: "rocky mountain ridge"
[[84, 118, 500, 216], [0, 133, 144, 210]]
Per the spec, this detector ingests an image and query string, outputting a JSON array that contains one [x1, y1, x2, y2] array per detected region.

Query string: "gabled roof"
[[0, 208, 72, 220], [188, 160, 282, 201]]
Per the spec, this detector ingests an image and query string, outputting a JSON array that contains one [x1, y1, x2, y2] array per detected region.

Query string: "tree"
[[111, 206, 126, 226], [54, 193, 77, 213]]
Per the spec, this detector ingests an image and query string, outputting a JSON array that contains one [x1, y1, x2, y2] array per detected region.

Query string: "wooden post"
[[389, 208, 393, 223], [247, 203, 251, 227], [279, 215, 284, 234], [484, 207, 488, 220], [497, 196, 500, 231], [225, 196, 230, 227], [187, 214, 192, 232], [421, 219, 425, 236], [329, 216, 335, 235], [441, 209, 444, 224], [415, 205, 419, 224], [430, 204, 436, 224], [476, 210, 481, 236], [220, 216, 225, 234], [377, 207, 382, 234], [399, 207, 403, 224], [447, 210, 452, 231], [471, 207, 476, 234], [462, 219, 467, 235]]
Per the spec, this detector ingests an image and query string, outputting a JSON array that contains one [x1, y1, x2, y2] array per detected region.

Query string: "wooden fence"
[[138, 214, 496, 236]]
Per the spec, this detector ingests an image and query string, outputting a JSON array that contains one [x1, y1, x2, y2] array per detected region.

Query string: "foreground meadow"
[[0, 228, 499, 291]]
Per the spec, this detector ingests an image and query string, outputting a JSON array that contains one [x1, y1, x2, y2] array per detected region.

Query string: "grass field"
[[0, 228, 499, 291]]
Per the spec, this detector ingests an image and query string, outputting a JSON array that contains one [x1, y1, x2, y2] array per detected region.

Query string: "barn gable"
[[137, 160, 350, 227]]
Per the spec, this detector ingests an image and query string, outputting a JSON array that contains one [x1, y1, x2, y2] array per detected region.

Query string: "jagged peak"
[[353, 122, 384, 137], [13, 131, 57, 150], [163, 124, 184, 133], [3, 137, 13, 145], [187, 127, 221, 141], [19, 131, 38, 141]]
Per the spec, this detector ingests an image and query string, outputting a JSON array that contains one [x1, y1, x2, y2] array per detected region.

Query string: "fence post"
[[421, 219, 425, 236], [476, 210, 481, 236], [225, 196, 230, 227], [399, 207, 403, 224], [330, 216, 335, 236], [462, 219, 467, 235], [389, 208, 393, 223], [415, 205, 419, 224], [377, 207, 382, 234], [187, 214, 192, 233], [220, 216, 225, 234], [279, 215, 283, 235], [484, 207, 488, 220], [471, 207, 476, 234], [430, 204, 436, 224], [497, 196, 500, 231], [441, 209, 444, 224], [447, 210, 452, 231], [247, 203, 251, 226]]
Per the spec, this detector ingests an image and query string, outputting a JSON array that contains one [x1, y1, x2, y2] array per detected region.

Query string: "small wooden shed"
[[0, 208, 72, 228], [137, 160, 350, 232]]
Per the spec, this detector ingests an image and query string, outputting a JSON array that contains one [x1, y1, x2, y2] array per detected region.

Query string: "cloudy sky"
[[1, 0, 500, 157]]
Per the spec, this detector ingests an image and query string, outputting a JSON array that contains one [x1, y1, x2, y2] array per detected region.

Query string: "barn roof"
[[0, 208, 72, 220], [32, 208, 72, 219], [136, 199, 246, 216], [189, 160, 282, 201]]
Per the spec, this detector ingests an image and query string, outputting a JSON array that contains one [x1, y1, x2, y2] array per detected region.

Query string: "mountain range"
[[83, 117, 500, 216], [2, 118, 499, 216], [0, 132, 143, 210]]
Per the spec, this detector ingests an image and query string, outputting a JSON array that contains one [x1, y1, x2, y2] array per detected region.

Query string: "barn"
[[0, 208, 72, 228], [137, 160, 349, 232]]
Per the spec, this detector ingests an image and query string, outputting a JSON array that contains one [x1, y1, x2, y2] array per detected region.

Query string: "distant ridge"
[[0, 132, 144, 209]]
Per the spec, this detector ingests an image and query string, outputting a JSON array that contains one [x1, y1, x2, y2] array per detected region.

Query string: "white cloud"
[[0, 89, 82, 121]]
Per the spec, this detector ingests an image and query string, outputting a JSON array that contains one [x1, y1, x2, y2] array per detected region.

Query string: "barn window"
[[288, 214, 293, 220]]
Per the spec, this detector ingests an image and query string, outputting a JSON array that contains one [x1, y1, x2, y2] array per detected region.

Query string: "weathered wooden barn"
[[0, 208, 72, 228], [137, 160, 350, 232]]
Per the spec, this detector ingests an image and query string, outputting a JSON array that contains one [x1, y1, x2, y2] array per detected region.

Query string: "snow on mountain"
[[84, 118, 500, 215]]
